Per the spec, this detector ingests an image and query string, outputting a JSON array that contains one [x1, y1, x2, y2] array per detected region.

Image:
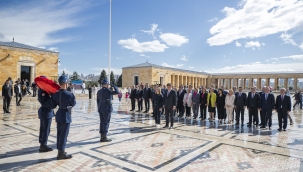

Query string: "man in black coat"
[[246, 87, 260, 127], [136, 86, 143, 112], [163, 83, 176, 129], [143, 83, 151, 113], [2, 80, 13, 113], [234, 87, 247, 126], [129, 85, 137, 111], [275, 88, 291, 131], [14, 81, 22, 106], [177, 85, 186, 117], [259, 86, 275, 129], [32, 81, 37, 97]]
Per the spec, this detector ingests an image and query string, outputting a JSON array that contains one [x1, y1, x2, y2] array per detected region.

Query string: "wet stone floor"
[[1, 96, 303, 172]]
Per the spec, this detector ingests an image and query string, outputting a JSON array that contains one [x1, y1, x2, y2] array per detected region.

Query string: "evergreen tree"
[[99, 70, 107, 84], [110, 71, 115, 84], [117, 74, 122, 87], [70, 71, 80, 80]]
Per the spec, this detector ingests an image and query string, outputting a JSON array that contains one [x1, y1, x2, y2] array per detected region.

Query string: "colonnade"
[[170, 74, 208, 88], [215, 77, 300, 91]]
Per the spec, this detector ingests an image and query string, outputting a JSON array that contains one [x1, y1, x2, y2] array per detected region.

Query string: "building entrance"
[[21, 66, 31, 82]]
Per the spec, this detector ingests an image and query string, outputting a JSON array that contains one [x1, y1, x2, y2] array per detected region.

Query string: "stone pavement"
[[1, 95, 303, 171]]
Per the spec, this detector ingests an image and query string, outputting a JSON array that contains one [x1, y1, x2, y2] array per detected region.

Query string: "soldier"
[[97, 79, 119, 142], [32, 81, 37, 97], [38, 86, 54, 152], [51, 75, 76, 160]]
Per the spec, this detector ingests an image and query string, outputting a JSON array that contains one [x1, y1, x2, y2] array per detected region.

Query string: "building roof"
[[0, 41, 58, 53], [211, 71, 303, 76], [123, 61, 211, 75]]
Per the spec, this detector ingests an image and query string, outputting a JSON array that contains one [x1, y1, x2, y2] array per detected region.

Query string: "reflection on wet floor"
[[1, 96, 303, 171]]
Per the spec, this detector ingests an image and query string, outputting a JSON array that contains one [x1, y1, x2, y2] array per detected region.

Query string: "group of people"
[[2, 77, 38, 113], [125, 83, 299, 131]]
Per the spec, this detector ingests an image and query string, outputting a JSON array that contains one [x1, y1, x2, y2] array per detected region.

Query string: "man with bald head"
[[259, 86, 275, 129], [275, 88, 291, 131]]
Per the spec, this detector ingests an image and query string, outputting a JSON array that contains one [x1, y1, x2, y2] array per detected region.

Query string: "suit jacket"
[[2, 84, 13, 97], [192, 92, 200, 104], [143, 87, 151, 99], [234, 92, 247, 108], [246, 92, 260, 109], [199, 92, 208, 105], [130, 88, 137, 99], [259, 93, 275, 110], [136, 90, 143, 99], [177, 89, 186, 104], [14, 84, 22, 94], [275, 95, 291, 112], [164, 89, 177, 109], [153, 94, 164, 108]]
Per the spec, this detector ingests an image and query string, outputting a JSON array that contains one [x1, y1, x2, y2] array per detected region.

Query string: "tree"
[[110, 71, 115, 84], [70, 71, 80, 81], [99, 70, 107, 84], [117, 74, 122, 87]]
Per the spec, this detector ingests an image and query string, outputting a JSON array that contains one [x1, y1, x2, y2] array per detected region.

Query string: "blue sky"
[[0, 0, 302, 76]]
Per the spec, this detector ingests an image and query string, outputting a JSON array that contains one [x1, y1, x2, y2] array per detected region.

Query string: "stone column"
[[218, 78, 221, 88], [234, 78, 238, 88], [171, 75, 174, 86], [284, 78, 288, 89], [294, 78, 298, 91], [243, 78, 246, 89], [257, 78, 261, 90], [266, 78, 270, 87], [274, 78, 279, 90], [175, 75, 179, 88], [185, 76, 187, 85], [180, 75, 183, 86], [249, 78, 253, 88], [229, 78, 232, 89], [225, 78, 229, 89]]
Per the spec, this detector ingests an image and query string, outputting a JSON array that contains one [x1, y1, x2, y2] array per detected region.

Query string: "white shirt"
[[82, 83, 86, 88]]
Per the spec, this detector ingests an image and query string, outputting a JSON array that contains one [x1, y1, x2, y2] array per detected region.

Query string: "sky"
[[0, 0, 303, 76]]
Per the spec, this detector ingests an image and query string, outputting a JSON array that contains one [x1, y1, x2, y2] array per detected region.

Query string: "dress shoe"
[[136, 110, 140, 112], [260, 126, 266, 129], [130, 109, 134, 111], [277, 128, 282, 131], [269, 127, 271, 130], [57, 151, 72, 160], [6, 111, 10, 113], [163, 126, 168, 129], [39, 145, 53, 152], [235, 122, 239, 125], [283, 129, 287, 131], [290, 123, 293, 125], [169, 126, 173, 129], [247, 125, 252, 127], [3, 112, 5, 114], [247, 122, 249, 124], [100, 136, 112, 142]]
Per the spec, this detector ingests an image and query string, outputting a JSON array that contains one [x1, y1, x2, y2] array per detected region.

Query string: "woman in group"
[[183, 89, 192, 118], [192, 88, 200, 120], [207, 88, 217, 122], [225, 89, 235, 124], [153, 86, 163, 127], [216, 89, 226, 124], [199, 87, 208, 121]]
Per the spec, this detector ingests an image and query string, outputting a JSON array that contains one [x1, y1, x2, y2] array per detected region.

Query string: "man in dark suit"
[[14, 81, 22, 106], [177, 85, 186, 117], [275, 88, 291, 131], [258, 86, 266, 125], [163, 83, 176, 129], [232, 86, 238, 121], [143, 83, 151, 113], [136, 86, 143, 112], [234, 87, 247, 126], [246, 87, 260, 127], [2, 80, 13, 113], [259, 86, 275, 129], [129, 85, 137, 111], [32, 81, 37, 97]]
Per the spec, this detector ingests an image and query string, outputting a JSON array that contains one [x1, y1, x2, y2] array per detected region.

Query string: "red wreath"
[[34, 76, 60, 94]]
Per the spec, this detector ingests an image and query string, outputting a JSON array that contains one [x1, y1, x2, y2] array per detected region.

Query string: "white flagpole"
[[108, 0, 112, 83]]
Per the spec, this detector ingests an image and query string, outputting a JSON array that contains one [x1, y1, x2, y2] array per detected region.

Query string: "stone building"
[[122, 62, 303, 91], [0, 41, 59, 90]]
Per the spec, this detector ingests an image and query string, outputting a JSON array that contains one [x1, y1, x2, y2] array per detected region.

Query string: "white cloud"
[[92, 67, 122, 75], [117, 38, 169, 53], [141, 23, 158, 36], [0, 1, 93, 46], [38, 46, 46, 49], [159, 33, 188, 47], [180, 55, 188, 61], [207, 18, 218, 22], [140, 54, 145, 56], [207, 0, 303, 46], [189, 66, 194, 69], [235, 41, 242, 47], [270, 58, 279, 61], [280, 55, 303, 61], [209, 62, 303, 73], [245, 41, 264, 50], [280, 33, 297, 46], [299, 43, 303, 50], [162, 63, 175, 68], [176, 64, 184, 67], [48, 47, 59, 52]]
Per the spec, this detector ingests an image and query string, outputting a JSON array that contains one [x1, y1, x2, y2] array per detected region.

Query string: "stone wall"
[[122, 67, 153, 87], [0, 46, 58, 90]]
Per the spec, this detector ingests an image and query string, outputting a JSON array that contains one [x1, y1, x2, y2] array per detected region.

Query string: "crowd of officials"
[[126, 83, 302, 131]]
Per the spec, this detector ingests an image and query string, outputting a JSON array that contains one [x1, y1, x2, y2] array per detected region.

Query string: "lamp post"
[[108, 0, 112, 83]]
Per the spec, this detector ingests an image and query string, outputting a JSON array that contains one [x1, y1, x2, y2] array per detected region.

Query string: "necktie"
[[265, 94, 268, 100], [282, 95, 284, 101], [252, 93, 254, 99], [167, 90, 170, 97], [239, 93, 241, 97]]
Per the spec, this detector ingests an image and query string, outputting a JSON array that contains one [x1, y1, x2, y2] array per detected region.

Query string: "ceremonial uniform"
[[51, 75, 76, 160], [38, 88, 54, 152], [97, 79, 119, 142]]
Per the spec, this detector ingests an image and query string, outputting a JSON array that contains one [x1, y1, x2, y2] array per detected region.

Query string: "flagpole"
[[108, 0, 112, 83]]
